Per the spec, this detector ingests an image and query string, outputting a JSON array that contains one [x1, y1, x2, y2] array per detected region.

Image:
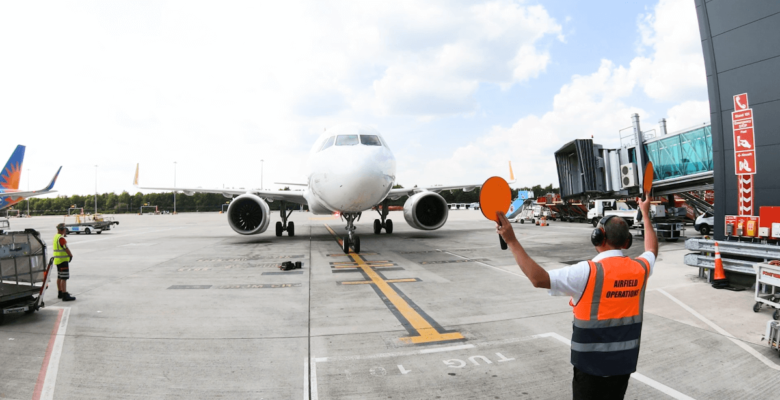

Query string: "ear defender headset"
[[590, 214, 633, 249]]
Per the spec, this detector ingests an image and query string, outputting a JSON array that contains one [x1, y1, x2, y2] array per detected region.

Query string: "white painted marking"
[[8, 338, 14, 340], [658, 289, 780, 371], [397, 365, 412, 374], [310, 357, 318, 400], [419, 344, 475, 354], [303, 358, 308, 400], [536, 332, 695, 400], [40, 307, 71, 400], [442, 250, 526, 278], [443, 359, 466, 368], [468, 355, 492, 365], [495, 353, 514, 362]]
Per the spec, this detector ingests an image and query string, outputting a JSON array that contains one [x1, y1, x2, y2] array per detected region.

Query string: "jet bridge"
[[554, 114, 713, 201]]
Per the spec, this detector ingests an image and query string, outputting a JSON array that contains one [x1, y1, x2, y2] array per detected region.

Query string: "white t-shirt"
[[548, 249, 656, 304]]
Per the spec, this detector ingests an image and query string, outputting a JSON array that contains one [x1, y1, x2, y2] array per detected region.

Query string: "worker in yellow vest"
[[54, 223, 76, 302], [496, 195, 657, 400]]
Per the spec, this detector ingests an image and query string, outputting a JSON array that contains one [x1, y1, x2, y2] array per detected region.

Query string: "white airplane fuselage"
[[302, 124, 397, 214]]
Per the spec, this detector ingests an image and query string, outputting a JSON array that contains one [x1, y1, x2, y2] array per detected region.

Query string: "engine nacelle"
[[226, 194, 271, 235], [403, 192, 449, 230]]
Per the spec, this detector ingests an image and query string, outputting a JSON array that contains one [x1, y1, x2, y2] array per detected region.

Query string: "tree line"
[[7, 184, 558, 216]]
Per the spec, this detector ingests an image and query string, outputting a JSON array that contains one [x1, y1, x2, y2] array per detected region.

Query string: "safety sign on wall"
[[732, 93, 756, 216]]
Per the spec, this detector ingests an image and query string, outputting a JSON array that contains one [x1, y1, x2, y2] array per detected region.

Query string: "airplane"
[[133, 123, 514, 253], [0, 145, 63, 211]]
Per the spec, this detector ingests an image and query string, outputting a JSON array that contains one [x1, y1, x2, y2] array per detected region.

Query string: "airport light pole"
[[26, 169, 30, 217], [173, 161, 177, 215], [94, 165, 98, 215]]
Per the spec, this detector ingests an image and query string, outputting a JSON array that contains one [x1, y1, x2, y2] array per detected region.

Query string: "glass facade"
[[644, 125, 712, 181]]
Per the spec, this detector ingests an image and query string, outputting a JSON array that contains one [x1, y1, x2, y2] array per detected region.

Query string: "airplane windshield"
[[360, 135, 382, 146], [320, 136, 335, 151], [336, 135, 359, 146]]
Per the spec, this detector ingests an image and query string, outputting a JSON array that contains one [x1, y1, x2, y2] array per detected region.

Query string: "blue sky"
[[0, 0, 709, 195]]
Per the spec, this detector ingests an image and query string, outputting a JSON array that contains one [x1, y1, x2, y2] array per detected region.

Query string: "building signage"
[[732, 93, 756, 216]]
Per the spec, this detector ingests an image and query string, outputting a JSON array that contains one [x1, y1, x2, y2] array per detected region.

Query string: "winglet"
[[133, 163, 139, 186], [44, 166, 62, 191], [507, 161, 516, 184]]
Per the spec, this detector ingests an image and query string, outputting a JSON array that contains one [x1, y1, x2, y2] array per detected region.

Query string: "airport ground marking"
[[658, 288, 780, 371], [324, 224, 465, 345], [33, 307, 70, 400], [339, 278, 420, 285], [312, 332, 695, 399], [442, 250, 526, 278]]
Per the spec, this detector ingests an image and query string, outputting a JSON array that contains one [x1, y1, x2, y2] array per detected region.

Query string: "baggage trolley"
[[761, 320, 780, 358], [0, 229, 52, 325], [752, 262, 780, 320]]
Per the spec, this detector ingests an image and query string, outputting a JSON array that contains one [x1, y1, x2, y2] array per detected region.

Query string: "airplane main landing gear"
[[341, 212, 361, 253], [276, 201, 295, 237], [373, 200, 394, 235]]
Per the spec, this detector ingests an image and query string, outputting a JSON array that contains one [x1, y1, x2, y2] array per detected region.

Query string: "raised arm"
[[638, 196, 658, 257], [496, 212, 551, 289]]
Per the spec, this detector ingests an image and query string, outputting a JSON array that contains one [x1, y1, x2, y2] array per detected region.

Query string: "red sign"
[[735, 150, 757, 175], [733, 127, 755, 151], [732, 109, 753, 121], [739, 175, 754, 216], [733, 119, 753, 130], [734, 93, 749, 111]]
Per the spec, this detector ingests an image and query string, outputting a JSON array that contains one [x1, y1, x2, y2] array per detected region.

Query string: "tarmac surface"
[[1, 211, 779, 399]]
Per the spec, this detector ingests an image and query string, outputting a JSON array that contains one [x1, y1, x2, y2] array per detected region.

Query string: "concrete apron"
[[0, 212, 778, 399]]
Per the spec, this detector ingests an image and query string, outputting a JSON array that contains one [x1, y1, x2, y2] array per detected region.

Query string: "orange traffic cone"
[[712, 242, 729, 288]]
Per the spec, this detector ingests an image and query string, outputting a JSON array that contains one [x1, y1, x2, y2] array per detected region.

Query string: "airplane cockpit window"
[[360, 135, 382, 146], [320, 136, 335, 151], [336, 135, 359, 146]]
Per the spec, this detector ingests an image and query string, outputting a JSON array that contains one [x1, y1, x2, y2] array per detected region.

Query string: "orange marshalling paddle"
[[479, 176, 512, 250], [637, 161, 654, 223]]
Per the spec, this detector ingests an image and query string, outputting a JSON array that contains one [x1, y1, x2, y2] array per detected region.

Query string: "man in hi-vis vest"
[[54, 223, 76, 302], [496, 196, 657, 400]]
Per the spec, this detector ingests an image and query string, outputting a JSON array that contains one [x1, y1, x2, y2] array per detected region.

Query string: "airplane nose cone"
[[312, 148, 396, 213]]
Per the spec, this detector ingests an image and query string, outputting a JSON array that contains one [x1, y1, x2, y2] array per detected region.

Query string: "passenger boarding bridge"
[[554, 114, 713, 201]]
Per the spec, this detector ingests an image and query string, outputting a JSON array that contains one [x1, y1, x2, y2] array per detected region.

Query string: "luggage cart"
[[752, 263, 780, 320], [0, 229, 52, 325], [761, 320, 780, 358]]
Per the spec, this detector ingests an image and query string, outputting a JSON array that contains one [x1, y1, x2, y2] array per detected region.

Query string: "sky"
[[0, 0, 709, 197]]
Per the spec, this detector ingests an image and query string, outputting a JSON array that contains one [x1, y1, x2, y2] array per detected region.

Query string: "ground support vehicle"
[[0, 229, 52, 325], [753, 263, 780, 320], [0, 218, 9, 231], [694, 211, 715, 236], [637, 221, 685, 242], [761, 320, 780, 357], [547, 202, 588, 223], [587, 199, 637, 227], [65, 213, 119, 235]]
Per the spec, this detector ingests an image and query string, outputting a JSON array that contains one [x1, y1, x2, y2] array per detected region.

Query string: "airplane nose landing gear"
[[373, 199, 393, 234], [276, 201, 296, 237], [342, 212, 361, 253]]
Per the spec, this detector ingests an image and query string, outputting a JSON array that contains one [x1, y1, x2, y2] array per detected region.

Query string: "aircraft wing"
[[133, 164, 308, 205], [385, 162, 515, 200], [0, 166, 61, 200]]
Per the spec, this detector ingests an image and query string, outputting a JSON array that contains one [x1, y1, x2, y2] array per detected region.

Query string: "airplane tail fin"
[[43, 166, 62, 191], [507, 161, 516, 184], [133, 164, 139, 186], [1, 145, 25, 189]]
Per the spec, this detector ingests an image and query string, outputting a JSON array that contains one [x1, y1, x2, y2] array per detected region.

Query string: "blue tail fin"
[[0, 145, 25, 190]]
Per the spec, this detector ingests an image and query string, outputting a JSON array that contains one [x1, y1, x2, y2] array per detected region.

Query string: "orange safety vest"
[[570, 256, 650, 376]]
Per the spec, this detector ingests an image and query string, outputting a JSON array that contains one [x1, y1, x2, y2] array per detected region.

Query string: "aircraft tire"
[[275, 222, 283, 237], [288, 221, 295, 237], [385, 219, 393, 234], [342, 237, 350, 254], [373, 219, 381, 234], [353, 236, 360, 253]]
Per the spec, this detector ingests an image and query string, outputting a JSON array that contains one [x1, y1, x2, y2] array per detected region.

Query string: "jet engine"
[[403, 192, 449, 230], [226, 194, 271, 235]]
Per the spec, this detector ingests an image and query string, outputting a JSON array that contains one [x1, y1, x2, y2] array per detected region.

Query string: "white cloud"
[[402, 0, 710, 189]]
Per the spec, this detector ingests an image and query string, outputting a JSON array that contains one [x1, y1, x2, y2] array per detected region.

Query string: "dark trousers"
[[572, 366, 631, 400]]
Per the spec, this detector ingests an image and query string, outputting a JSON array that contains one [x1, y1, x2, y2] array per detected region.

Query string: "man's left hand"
[[495, 212, 517, 243]]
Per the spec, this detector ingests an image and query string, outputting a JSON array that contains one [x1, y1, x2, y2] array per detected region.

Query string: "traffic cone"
[[711, 242, 729, 288]]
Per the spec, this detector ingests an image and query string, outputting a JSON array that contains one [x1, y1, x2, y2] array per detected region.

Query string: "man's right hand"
[[637, 195, 652, 218]]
